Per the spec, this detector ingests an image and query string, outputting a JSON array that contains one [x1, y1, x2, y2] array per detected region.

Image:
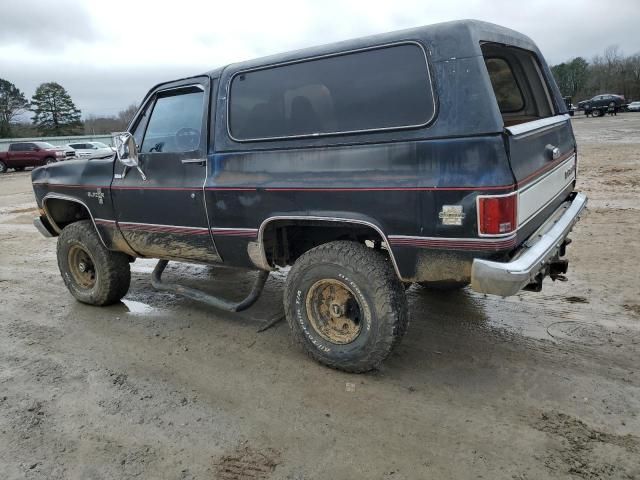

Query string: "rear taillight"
[[478, 194, 518, 235]]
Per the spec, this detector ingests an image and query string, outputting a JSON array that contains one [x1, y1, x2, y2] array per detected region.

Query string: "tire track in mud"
[[531, 410, 640, 479], [213, 445, 280, 480]]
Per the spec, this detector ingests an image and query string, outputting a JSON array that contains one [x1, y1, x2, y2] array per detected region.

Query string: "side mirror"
[[113, 132, 139, 167], [112, 132, 146, 181]]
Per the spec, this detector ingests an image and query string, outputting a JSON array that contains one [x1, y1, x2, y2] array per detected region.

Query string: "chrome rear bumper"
[[470, 192, 587, 297]]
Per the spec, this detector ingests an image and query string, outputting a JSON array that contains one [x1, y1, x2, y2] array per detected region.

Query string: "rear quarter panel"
[[205, 135, 515, 280], [207, 45, 518, 280]]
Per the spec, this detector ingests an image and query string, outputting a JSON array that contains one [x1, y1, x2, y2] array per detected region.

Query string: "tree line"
[[0, 78, 137, 139], [551, 45, 640, 102]]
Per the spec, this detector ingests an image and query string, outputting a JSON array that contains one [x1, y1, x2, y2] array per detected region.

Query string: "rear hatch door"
[[481, 42, 577, 235], [506, 117, 576, 230]]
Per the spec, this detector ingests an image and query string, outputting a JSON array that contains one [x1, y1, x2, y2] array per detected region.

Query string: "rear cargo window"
[[484, 58, 524, 112], [228, 43, 434, 141], [481, 43, 554, 127]]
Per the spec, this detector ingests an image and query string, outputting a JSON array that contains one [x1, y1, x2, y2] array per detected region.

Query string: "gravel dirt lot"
[[1, 114, 639, 479]]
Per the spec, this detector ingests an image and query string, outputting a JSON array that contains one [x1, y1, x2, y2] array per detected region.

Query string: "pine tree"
[[31, 82, 82, 135], [0, 78, 30, 138]]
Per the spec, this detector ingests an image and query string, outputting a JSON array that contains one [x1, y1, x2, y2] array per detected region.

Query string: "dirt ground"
[[1, 114, 639, 480]]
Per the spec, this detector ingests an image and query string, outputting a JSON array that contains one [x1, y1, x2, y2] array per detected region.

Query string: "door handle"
[[545, 144, 560, 161], [181, 158, 205, 166]]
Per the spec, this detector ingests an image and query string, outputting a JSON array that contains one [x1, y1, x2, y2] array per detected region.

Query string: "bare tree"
[[117, 104, 138, 128], [552, 45, 640, 102], [0, 78, 30, 138]]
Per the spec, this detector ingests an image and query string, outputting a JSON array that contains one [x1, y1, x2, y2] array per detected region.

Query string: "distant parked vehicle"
[[67, 141, 115, 160], [578, 94, 626, 117], [627, 101, 640, 112], [0, 142, 75, 173]]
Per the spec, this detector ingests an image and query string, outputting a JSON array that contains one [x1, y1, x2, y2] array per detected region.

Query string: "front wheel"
[[57, 220, 131, 305], [284, 241, 409, 373], [592, 108, 601, 117], [45, 157, 57, 165]]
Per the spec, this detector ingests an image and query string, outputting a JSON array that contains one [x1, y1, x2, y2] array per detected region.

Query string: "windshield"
[[35, 142, 55, 149], [91, 142, 110, 148]]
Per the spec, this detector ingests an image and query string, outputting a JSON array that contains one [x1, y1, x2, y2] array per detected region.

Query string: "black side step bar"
[[151, 260, 269, 312]]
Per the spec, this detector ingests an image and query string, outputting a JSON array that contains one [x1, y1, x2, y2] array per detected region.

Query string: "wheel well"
[[261, 219, 387, 268], [44, 198, 92, 232]]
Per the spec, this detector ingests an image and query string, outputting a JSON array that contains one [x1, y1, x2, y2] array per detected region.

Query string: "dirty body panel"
[[31, 20, 583, 289], [204, 135, 516, 280]]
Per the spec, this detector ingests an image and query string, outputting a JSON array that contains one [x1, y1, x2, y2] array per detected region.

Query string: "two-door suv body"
[[32, 20, 587, 372]]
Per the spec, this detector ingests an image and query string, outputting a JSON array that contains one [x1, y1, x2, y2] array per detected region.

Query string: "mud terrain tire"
[[57, 220, 131, 306], [284, 241, 408, 373]]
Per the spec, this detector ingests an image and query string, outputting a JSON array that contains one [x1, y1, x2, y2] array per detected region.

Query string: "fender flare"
[[251, 214, 403, 280], [41, 193, 108, 248]]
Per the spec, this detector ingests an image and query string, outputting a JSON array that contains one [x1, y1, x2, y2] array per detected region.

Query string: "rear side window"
[[484, 58, 524, 112], [481, 43, 554, 126], [229, 43, 434, 141], [9, 143, 35, 151]]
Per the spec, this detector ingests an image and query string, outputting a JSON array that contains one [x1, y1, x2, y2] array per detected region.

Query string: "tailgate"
[[506, 116, 576, 229]]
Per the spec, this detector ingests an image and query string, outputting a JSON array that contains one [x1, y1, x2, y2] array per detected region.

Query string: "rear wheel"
[[0, 161, 7, 173], [284, 241, 408, 373], [57, 220, 131, 306]]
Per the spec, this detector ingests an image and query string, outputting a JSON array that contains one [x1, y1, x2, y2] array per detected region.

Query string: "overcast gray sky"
[[1, 0, 639, 118]]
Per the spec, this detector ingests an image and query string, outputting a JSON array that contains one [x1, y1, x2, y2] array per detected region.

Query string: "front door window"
[[141, 90, 204, 155]]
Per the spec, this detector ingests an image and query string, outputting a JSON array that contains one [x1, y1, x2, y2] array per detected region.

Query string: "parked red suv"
[[0, 142, 74, 173]]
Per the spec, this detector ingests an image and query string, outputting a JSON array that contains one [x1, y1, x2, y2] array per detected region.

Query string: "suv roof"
[[213, 20, 538, 73], [142, 20, 544, 104]]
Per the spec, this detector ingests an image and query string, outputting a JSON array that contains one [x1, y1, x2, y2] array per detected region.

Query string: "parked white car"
[[627, 101, 640, 112], [67, 141, 115, 160]]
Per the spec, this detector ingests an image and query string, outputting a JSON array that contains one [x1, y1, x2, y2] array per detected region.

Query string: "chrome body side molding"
[[505, 114, 570, 137]]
